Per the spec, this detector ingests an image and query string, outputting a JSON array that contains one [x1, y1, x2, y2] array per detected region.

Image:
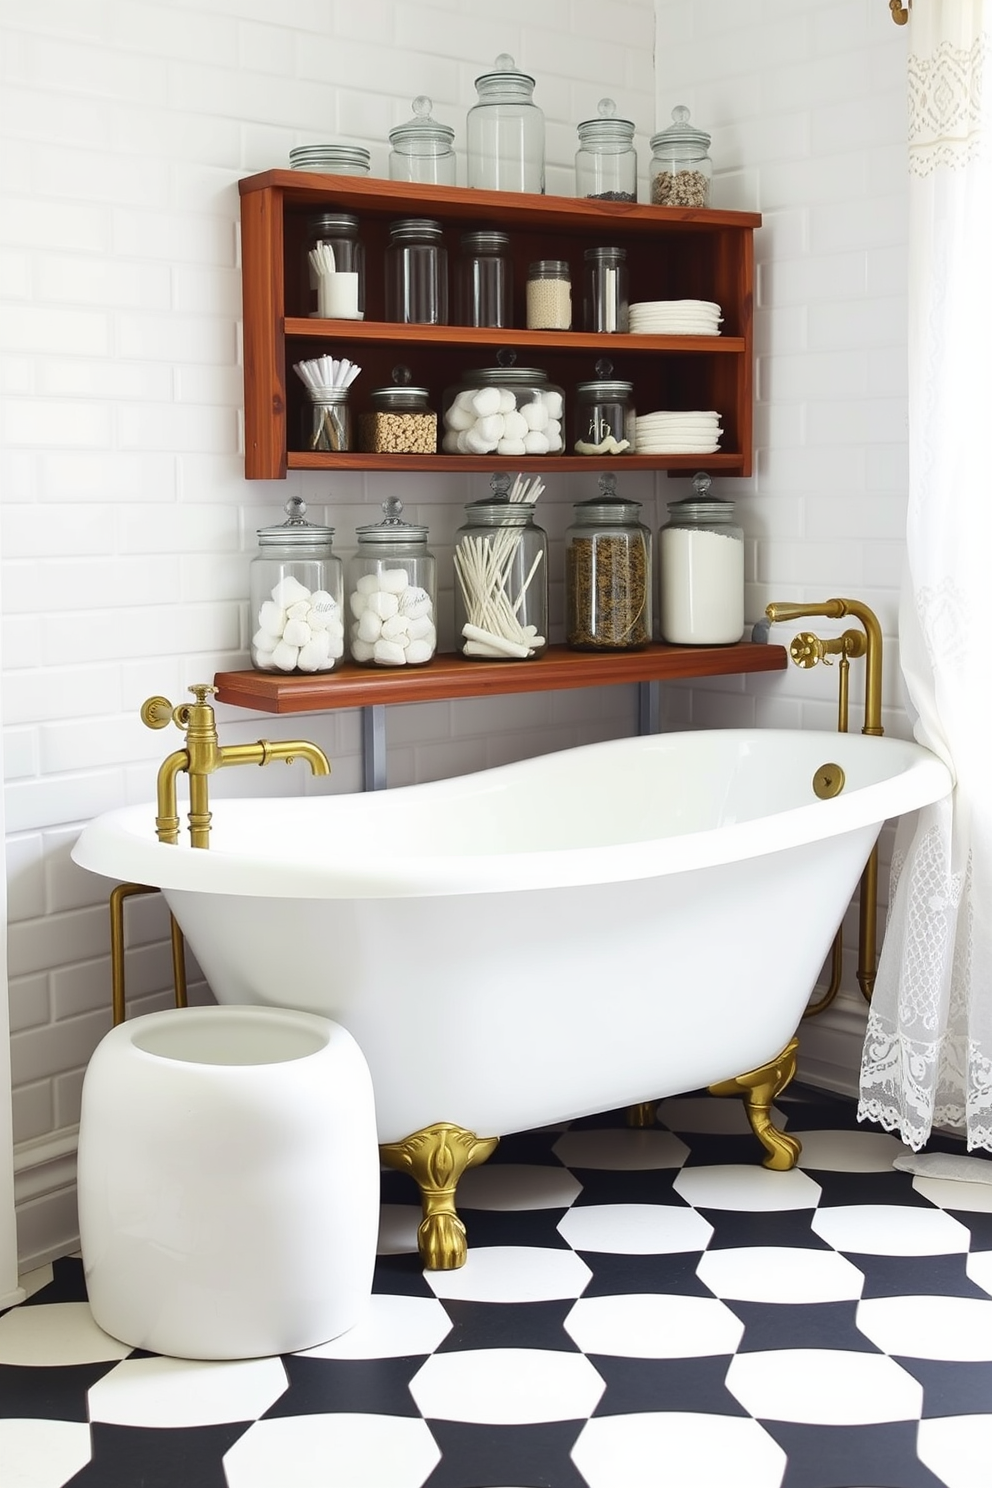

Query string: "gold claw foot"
[[708, 1037, 802, 1170], [379, 1121, 499, 1270], [626, 1101, 657, 1128]]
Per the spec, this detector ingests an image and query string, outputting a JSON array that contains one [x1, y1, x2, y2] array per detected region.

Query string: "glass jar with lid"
[[305, 213, 365, 318], [453, 476, 548, 660], [289, 144, 371, 175], [467, 53, 545, 194], [358, 365, 437, 455], [455, 230, 512, 328], [347, 499, 437, 667], [526, 259, 571, 330], [650, 105, 712, 207], [658, 472, 744, 644], [582, 246, 629, 332], [250, 497, 345, 673], [388, 95, 456, 185], [565, 474, 652, 651], [573, 359, 634, 455], [385, 217, 448, 325], [575, 98, 637, 202], [441, 352, 564, 456], [301, 385, 352, 452]]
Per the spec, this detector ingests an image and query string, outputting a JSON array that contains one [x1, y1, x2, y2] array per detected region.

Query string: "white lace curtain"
[[859, 1, 992, 1150]]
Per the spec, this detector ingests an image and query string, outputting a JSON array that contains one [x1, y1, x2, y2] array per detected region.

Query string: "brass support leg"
[[109, 884, 188, 1025], [626, 1101, 657, 1128], [708, 1037, 802, 1170], [379, 1122, 499, 1270]]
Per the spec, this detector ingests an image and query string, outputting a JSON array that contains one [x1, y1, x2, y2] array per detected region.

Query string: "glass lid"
[[577, 98, 636, 144], [650, 104, 711, 151], [389, 95, 455, 147], [256, 496, 334, 545], [573, 473, 642, 521], [355, 497, 429, 544]]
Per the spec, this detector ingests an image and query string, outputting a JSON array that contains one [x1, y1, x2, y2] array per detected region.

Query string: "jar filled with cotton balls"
[[249, 497, 345, 674], [441, 351, 565, 457], [347, 499, 437, 667]]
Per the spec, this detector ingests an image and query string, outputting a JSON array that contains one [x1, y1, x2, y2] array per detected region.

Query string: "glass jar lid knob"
[[489, 472, 513, 502], [598, 472, 618, 499], [692, 471, 713, 499]]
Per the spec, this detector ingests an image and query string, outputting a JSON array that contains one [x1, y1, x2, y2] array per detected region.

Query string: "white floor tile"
[[376, 1202, 421, 1254], [912, 1173, 992, 1212], [795, 1129, 906, 1172], [917, 1414, 992, 1488], [696, 1246, 865, 1304], [856, 1295, 992, 1361], [966, 1250, 992, 1296], [552, 1128, 690, 1171], [0, 1418, 93, 1488], [571, 1412, 787, 1488], [457, 1163, 583, 1210], [725, 1348, 923, 1424], [297, 1295, 452, 1360], [15, 1265, 54, 1302], [810, 1203, 972, 1256], [223, 1413, 441, 1488], [673, 1165, 821, 1212], [0, 1302, 132, 1367], [658, 1097, 785, 1136], [409, 1347, 605, 1424], [424, 1245, 592, 1303], [564, 1293, 745, 1358], [557, 1202, 713, 1256], [88, 1354, 288, 1427]]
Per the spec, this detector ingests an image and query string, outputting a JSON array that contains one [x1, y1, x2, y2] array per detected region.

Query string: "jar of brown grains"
[[565, 473, 653, 651], [358, 365, 437, 455], [649, 105, 712, 208]]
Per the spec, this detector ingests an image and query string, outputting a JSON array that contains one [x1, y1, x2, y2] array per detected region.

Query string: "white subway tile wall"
[[1, 0, 911, 1265]]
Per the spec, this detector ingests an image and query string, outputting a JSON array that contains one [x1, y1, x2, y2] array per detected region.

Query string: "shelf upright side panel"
[[736, 227, 755, 478], [241, 185, 288, 480]]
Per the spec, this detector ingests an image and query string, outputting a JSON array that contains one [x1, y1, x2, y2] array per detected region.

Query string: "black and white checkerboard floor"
[[3, 1084, 992, 1487]]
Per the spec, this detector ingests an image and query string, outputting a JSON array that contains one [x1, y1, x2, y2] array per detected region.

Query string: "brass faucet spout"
[[217, 740, 332, 776], [155, 748, 190, 845], [765, 597, 883, 734]]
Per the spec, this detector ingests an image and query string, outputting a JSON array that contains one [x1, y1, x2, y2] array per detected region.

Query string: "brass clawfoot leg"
[[708, 1037, 802, 1170], [626, 1101, 657, 1127], [379, 1122, 499, 1270]]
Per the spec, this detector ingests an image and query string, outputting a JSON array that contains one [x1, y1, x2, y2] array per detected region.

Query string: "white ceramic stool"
[[77, 1005, 379, 1360]]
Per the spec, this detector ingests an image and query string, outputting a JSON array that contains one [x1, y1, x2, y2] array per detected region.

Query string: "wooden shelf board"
[[286, 451, 745, 473], [286, 318, 746, 355], [214, 642, 787, 715]]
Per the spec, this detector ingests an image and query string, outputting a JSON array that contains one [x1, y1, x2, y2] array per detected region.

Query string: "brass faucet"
[[141, 684, 331, 848]]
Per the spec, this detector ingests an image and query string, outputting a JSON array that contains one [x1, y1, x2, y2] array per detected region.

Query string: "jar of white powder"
[[658, 472, 744, 645]]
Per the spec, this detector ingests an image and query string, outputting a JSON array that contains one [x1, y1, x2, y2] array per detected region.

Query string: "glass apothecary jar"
[[358, 365, 437, 455], [385, 217, 448, 325], [455, 230, 512, 328], [575, 98, 637, 202], [566, 474, 652, 651], [441, 352, 564, 456], [453, 478, 548, 660], [388, 95, 456, 185], [347, 499, 437, 667], [573, 358, 634, 455], [302, 386, 351, 452], [658, 472, 744, 644], [467, 53, 545, 194], [250, 497, 345, 674], [650, 105, 712, 207], [305, 212, 365, 318]]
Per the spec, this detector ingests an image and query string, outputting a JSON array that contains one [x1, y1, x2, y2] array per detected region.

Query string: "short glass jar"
[[347, 499, 437, 667], [466, 53, 545, 194], [305, 212, 365, 318], [358, 365, 437, 455], [573, 362, 635, 455], [289, 144, 370, 175], [650, 105, 712, 208], [565, 475, 652, 651], [302, 386, 351, 452], [455, 230, 512, 328], [658, 473, 744, 644], [441, 353, 565, 456], [250, 497, 345, 674], [453, 481, 548, 660], [385, 218, 448, 325], [526, 259, 571, 330], [575, 98, 637, 202], [583, 246, 629, 333], [388, 95, 456, 185]]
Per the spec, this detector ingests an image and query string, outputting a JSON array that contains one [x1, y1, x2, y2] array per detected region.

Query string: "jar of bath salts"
[[526, 260, 571, 330], [347, 499, 437, 667], [658, 472, 744, 645], [441, 352, 565, 456], [357, 365, 437, 455], [453, 479, 548, 660], [566, 474, 652, 650], [650, 106, 712, 208], [250, 497, 345, 674]]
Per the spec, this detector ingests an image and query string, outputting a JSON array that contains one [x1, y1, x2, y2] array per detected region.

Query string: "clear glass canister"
[[467, 53, 545, 194], [388, 95, 457, 185], [347, 499, 437, 667], [455, 230, 512, 328], [453, 480, 548, 660], [650, 105, 712, 208], [575, 98, 637, 202], [441, 353, 565, 455], [658, 473, 744, 644], [566, 474, 652, 651], [385, 217, 448, 325], [250, 497, 345, 674], [358, 365, 437, 455], [526, 259, 571, 330], [302, 386, 351, 452], [583, 246, 629, 332], [305, 212, 365, 319], [289, 144, 371, 175], [573, 361, 635, 455]]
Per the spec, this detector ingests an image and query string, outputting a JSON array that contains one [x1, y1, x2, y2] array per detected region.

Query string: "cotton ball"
[[542, 389, 564, 420], [405, 639, 434, 664], [381, 614, 411, 642], [497, 387, 516, 414], [380, 568, 410, 594], [252, 641, 277, 670], [546, 418, 563, 451], [399, 585, 432, 618], [350, 637, 375, 662], [454, 388, 479, 412], [286, 599, 311, 621], [257, 600, 286, 638], [502, 409, 528, 440], [373, 638, 407, 666], [326, 615, 345, 640], [444, 402, 475, 432], [349, 590, 367, 619], [327, 632, 344, 659], [356, 572, 381, 596], [497, 438, 527, 455], [523, 430, 550, 454], [469, 386, 501, 418], [520, 398, 549, 431], [357, 609, 383, 643], [271, 639, 300, 672], [476, 413, 505, 445], [307, 591, 338, 629], [282, 618, 312, 647], [297, 634, 332, 672], [406, 612, 434, 639], [455, 430, 472, 452], [366, 590, 399, 620], [465, 425, 498, 454], [270, 574, 310, 608], [442, 429, 462, 452]]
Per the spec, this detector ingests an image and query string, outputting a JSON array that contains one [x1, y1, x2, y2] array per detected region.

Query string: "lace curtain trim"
[[909, 34, 987, 174]]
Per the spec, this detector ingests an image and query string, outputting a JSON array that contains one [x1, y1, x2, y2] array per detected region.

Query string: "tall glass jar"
[[650, 105, 712, 208], [658, 473, 744, 644], [250, 498, 345, 673], [575, 98, 637, 202], [583, 246, 629, 332], [453, 482, 548, 659], [441, 353, 565, 455], [455, 230, 512, 328], [565, 474, 652, 651], [347, 499, 437, 667], [385, 218, 448, 325], [467, 53, 545, 194], [573, 360, 634, 455], [388, 96, 456, 185], [305, 213, 365, 318]]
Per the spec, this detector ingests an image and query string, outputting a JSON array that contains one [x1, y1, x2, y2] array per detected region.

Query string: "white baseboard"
[[14, 1128, 80, 1273], [794, 989, 868, 1102]]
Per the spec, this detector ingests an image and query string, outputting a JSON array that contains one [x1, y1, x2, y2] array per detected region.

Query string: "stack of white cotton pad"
[[252, 575, 345, 673], [634, 410, 723, 454], [628, 299, 723, 335], [348, 568, 437, 666]]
